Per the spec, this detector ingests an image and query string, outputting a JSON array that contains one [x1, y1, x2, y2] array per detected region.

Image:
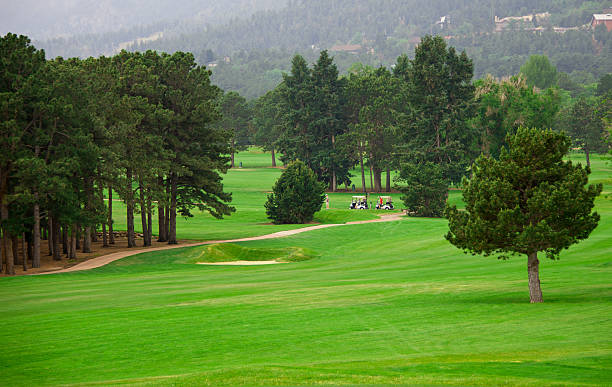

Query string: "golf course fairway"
[[0, 149, 610, 386]]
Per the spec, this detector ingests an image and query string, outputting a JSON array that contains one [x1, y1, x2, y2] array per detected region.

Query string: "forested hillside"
[[24, 0, 612, 98]]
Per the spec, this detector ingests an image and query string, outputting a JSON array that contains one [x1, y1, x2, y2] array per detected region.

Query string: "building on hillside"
[[435, 15, 450, 30], [495, 12, 550, 32], [592, 14, 612, 32], [329, 44, 362, 54]]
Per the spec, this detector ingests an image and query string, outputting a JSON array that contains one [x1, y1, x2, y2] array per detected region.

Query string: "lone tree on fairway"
[[445, 127, 602, 303], [265, 160, 325, 224]]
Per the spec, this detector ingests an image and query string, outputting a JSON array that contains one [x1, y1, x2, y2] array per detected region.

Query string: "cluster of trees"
[[1, 33, 234, 275], [247, 37, 480, 215]]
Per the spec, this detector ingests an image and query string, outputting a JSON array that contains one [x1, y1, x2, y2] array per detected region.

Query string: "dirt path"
[[42, 212, 405, 274]]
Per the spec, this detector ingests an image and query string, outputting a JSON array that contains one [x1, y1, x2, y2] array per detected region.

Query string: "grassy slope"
[[0, 151, 610, 386]]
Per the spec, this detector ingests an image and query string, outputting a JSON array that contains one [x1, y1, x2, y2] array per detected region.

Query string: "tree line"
[[1, 33, 234, 275], [244, 37, 610, 210]]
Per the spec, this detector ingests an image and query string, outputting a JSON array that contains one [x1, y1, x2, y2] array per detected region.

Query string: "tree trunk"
[[62, 225, 68, 255], [360, 151, 366, 193], [69, 224, 77, 259], [168, 173, 177, 245], [369, 163, 374, 191], [332, 169, 337, 192], [90, 225, 98, 243], [147, 196, 153, 245], [12, 235, 19, 266], [47, 217, 53, 256], [373, 166, 382, 192], [33, 202, 40, 268], [386, 167, 391, 193], [527, 252, 543, 303], [585, 148, 590, 169], [139, 181, 150, 247], [75, 223, 81, 250], [108, 186, 115, 245], [231, 139, 235, 168], [52, 216, 61, 261], [82, 224, 92, 253], [0, 230, 3, 274], [21, 233, 27, 271], [331, 134, 337, 192], [158, 204, 166, 242], [126, 167, 135, 248], [2, 230, 14, 275], [271, 148, 277, 167], [164, 179, 170, 242]]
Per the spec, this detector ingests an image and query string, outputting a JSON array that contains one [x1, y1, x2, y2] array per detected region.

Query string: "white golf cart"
[[376, 196, 394, 210], [349, 196, 368, 209]]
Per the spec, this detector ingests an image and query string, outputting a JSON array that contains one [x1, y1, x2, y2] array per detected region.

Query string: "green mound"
[[188, 243, 319, 263]]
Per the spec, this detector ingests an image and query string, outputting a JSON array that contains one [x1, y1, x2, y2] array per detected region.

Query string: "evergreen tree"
[[265, 160, 325, 224], [446, 128, 602, 303]]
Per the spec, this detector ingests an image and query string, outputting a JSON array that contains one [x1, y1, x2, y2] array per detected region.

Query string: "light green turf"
[[0, 151, 610, 386]]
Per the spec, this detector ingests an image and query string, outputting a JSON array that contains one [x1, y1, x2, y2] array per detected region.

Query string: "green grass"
[[0, 151, 610, 386]]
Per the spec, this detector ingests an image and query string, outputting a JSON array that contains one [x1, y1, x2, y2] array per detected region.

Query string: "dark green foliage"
[[596, 73, 612, 96], [520, 55, 558, 89], [475, 75, 560, 158], [558, 97, 608, 167], [265, 160, 325, 224], [278, 52, 350, 188], [446, 127, 601, 260], [401, 35, 477, 184], [396, 163, 447, 218]]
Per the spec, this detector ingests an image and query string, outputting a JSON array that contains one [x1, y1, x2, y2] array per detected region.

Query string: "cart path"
[[42, 212, 405, 274]]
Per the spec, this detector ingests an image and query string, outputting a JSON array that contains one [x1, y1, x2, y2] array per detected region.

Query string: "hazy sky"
[[1, 0, 285, 40]]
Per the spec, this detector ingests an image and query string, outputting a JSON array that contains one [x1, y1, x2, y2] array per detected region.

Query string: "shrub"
[[265, 160, 325, 224]]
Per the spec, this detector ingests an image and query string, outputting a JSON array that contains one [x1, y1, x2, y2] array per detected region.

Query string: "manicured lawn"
[[0, 151, 610, 386]]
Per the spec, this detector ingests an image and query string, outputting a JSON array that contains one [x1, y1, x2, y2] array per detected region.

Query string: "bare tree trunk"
[[147, 195, 153, 245], [164, 205, 170, 241], [12, 235, 19, 266], [231, 139, 235, 168], [332, 170, 337, 192], [69, 224, 77, 259], [2, 230, 14, 275], [75, 223, 81, 250], [168, 173, 177, 245], [82, 224, 92, 253], [360, 151, 366, 193], [585, 148, 590, 169], [21, 233, 26, 271], [369, 163, 374, 191], [126, 167, 135, 248], [47, 217, 53, 256], [108, 186, 114, 245], [386, 167, 391, 193], [373, 166, 382, 193], [527, 252, 543, 303], [271, 148, 276, 167], [62, 225, 68, 255], [33, 201, 40, 268], [138, 181, 150, 247], [52, 216, 61, 261], [158, 204, 166, 242]]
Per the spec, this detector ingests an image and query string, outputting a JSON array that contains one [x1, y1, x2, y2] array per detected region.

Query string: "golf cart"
[[376, 196, 394, 210], [350, 196, 368, 209]]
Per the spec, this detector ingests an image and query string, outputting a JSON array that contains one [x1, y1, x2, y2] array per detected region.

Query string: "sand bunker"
[[196, 260, 286, 266]]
